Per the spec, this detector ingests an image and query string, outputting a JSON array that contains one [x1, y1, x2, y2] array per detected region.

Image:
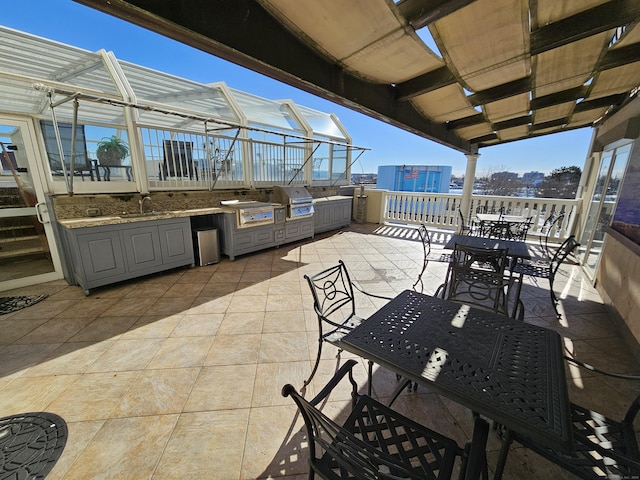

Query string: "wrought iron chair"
[[538, 212, 565, 258], [507, 216, 533, 241], [494, 360, 640, 480], [303, 260, 391, 389], [511, 235, 579, 316], [458, 207, 476, 235], [481, 220, 512, 240], [283, 359, 490, 480], [435, 243, 521, 318], [412, 224, 452, 294]]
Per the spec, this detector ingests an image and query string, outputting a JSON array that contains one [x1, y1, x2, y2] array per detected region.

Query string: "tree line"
[[452, 166, 582, 199]]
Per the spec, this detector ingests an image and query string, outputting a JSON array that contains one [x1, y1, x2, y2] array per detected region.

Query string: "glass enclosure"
[[0, 26, 361, 196]]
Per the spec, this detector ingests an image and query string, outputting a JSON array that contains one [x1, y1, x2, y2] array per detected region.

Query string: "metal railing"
[[380, 191, 579, 242]]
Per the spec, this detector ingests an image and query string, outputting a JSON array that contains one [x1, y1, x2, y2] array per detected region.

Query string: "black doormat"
[[0, 295, 48, 315]]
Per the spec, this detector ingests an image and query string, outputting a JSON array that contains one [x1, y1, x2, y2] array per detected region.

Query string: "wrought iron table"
[[0, 412, 68, 479], [475, 213, 528, 223], [340, 290, 572, 452], [444, 234, 531, 260], [445, 234, 531, 317], [474, 214, 531, 240]]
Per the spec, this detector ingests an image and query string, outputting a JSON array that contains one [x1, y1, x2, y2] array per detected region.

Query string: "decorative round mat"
[[0, 295, 48, 316]]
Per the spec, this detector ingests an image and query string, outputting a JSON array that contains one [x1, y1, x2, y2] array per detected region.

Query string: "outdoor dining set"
[[282, 209, 640, 480]]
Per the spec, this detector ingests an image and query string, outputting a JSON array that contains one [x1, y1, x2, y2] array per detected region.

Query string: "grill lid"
[[273, 186, 312, 205]]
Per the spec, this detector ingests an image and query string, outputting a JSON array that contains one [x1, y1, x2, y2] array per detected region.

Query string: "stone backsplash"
[[51, 186, 353, 220]]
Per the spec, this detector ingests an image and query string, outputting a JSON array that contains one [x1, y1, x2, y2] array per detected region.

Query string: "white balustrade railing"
[[380, 191, 580, 242]]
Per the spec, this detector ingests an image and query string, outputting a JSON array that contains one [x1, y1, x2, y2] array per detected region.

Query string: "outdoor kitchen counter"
[[57, 207, 225, 229]]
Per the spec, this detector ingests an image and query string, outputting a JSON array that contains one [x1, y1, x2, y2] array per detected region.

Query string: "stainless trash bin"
[[194, 228, 220, 266]]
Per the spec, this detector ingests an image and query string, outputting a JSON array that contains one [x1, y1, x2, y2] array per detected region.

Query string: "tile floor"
[[1, 223, 639, 479]]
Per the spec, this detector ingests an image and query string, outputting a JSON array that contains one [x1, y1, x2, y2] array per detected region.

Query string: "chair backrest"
[[540, 212, 565, 255], [508, 217, 533, 241], [482, 220, 511, 239], [443, 244, 511, 315], [550, 235, 579, 276], [282, 361, 490, 480], [304, 260, 356, 322], [40, 120, 91, 173], [161, 140, 196, 179], [412, 224, 431, 292], [285, 388, 426, 479], [457, 207, 470, 234]]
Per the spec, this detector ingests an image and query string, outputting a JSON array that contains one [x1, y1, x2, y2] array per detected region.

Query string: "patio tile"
[[46, 371, 140, 422], [153, 410, 249, 480], [204, 333, 262, 365], [146, 336, 213, 369], [184, 364, 257, 411], [61, 415, 179, 480], [112, 368, 200, 417], [0, 224, 636, 480]]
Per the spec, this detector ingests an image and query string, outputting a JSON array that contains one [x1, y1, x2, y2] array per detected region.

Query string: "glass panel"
[[313, 143, 330, 181], [232, 90, 304, 132], [580, 143, 631, 277], [120, 63, 239, 123], [0, 124, 55, 283], [297, 105, 346, 139], [331, 145, 348, 182]]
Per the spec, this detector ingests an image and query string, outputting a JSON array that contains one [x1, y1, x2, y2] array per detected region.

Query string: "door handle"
[[35, 202, 49, 224]]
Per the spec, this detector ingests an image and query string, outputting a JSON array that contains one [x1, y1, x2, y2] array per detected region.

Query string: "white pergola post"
[[461, 153, 479, 219]]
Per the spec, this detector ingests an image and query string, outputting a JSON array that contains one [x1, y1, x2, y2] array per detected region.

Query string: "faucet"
[[139, 196, 152, 214]]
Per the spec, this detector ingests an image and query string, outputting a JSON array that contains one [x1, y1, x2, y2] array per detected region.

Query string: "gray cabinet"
[[216, 210, 313, 260], [62, 217, 194, 295], [285, 219, 314, 241], [313, 197, 352, 234], [217, 213, 276, 260]]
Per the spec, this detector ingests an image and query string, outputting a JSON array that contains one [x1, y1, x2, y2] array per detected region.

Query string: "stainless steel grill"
[[272, 186, 314, 220], [223, 201, 275, 228]]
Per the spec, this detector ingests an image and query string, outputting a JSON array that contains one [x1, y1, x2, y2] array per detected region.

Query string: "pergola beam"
[[530, 0, 640, 56], [73, 0, 473, 152], [396, 0, 479, 30]]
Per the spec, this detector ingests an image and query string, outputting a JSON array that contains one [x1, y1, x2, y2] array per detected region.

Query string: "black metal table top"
[[0, 412, 67, 479], [445, 235, 531, 259], [475, 213, 528, 223], [340, 290, 572, 451]]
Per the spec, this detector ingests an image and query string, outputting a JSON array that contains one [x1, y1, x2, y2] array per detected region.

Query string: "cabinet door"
[[332, 201, 352, 226], [314, 204, 331, 229], [121, 225, 163, 272], [76, 230, 127, 280], [158, 220, 194, 264], [275, 207, 286, 224]]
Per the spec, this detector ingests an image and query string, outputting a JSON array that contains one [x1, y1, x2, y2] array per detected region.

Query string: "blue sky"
[[2, 1, 593, 176]]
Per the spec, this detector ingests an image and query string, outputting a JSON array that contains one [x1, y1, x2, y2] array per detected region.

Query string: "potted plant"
[[96, 135, 129, 166]]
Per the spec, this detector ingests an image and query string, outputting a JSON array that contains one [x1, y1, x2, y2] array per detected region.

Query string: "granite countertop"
[[58, 207, 225, 229], [312, 195, 353, 203]]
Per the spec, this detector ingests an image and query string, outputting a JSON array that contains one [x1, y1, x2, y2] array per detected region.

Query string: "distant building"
[[491, 171, 519, 181], [376, 165, 452, 193], [522, 171, 545, 186], [352, 173, 377, 185]]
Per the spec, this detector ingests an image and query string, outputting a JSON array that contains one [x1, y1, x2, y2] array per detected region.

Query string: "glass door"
[[579, 143, 632, 279], [0, 118, 62, 289]]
